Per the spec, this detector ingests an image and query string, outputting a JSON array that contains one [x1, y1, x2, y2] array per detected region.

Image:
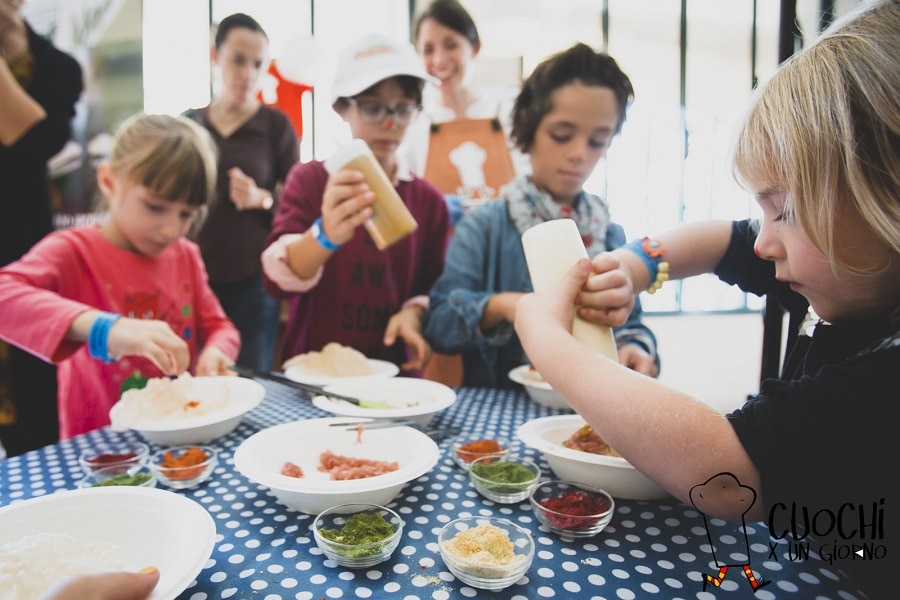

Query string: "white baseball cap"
[[330, 33, 437, 104]]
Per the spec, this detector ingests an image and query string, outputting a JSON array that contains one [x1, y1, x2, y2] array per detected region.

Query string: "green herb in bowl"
[[312, 503, 403, 567], [469, 456, 540, 503]]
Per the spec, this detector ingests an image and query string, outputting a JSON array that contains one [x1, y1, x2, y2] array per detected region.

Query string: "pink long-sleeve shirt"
[[0, 227, 240, 439]]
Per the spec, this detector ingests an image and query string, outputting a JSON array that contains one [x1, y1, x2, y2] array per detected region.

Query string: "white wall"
[[643, 313, 764, 414]]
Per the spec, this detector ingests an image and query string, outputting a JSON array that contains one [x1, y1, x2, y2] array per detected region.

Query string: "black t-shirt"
[[0, 24, 83, 267], [718, 220, 899, 596]]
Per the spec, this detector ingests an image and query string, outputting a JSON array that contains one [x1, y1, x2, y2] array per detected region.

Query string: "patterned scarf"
[[505, 176, 611, 257]]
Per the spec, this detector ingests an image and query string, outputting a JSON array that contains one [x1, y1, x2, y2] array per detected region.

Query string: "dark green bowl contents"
[[471, 460, 537, 494], [91, 472, 154, 487], [318, 512, 395, 558]]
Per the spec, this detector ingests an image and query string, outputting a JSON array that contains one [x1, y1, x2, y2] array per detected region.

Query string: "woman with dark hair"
[[405, 0, 522, 217], [185, 12, 299, 371], [424, 43, 659, 388]]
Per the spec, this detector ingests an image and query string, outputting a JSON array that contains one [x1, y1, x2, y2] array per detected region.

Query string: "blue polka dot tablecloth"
[[0, 381, 868, 599]]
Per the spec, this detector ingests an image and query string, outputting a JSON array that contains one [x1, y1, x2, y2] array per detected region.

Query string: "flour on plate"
[[110, 373, 228, 429], [282, 342, 375, 377], [0, 532, 126, 600]]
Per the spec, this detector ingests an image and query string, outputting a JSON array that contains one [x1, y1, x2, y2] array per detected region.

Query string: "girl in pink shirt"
[[0, 113, 240, 439]]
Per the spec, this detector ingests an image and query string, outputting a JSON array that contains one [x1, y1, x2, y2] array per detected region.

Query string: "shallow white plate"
[[0, 487, 215, 599], [110, 376, 265, 445], [517, 415, 668, 500], [284, 358, 399, 386], [311, 378, 456, 425], [233, 417, 441, 513]]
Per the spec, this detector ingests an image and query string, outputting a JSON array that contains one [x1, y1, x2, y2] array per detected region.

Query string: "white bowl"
[[517, 415, 668, 500], [508, 365, 572, 411], [0, 487, 215, 600], [312, 378, 456, 426], [233, 417, 441, 514], [109, 376, 265, 445]]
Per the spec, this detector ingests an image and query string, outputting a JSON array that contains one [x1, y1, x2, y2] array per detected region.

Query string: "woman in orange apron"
[[408, 0, 522, 386], [407, 0, 523, 216]]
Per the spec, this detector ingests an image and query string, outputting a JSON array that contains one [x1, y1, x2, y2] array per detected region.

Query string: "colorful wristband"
[[88, 312, 122, 363], [623, 237, 670, 294], [310, 217, 342, 252]]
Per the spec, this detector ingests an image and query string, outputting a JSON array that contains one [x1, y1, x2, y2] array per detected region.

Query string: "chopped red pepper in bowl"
[[529, 480, 614, 537], [149, 445, 218, 489], [451, 434, 509, 470]]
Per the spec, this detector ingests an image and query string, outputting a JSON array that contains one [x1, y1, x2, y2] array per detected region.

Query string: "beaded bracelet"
[[622, 237, 670, 294], [88, 312, 122, 363], [310, 217, 342, 252]]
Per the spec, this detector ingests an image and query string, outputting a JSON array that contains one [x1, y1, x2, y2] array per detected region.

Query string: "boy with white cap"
[[262, 34, 449, 374]]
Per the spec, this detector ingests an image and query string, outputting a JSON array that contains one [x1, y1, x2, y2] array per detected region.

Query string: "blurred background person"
[[185, 12, 299, 371], [406, 0, 524, 223], [0, 0, 82, 456]]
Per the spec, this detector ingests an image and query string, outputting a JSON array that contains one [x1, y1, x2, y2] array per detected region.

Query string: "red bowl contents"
[[530, 480, 615, 537]]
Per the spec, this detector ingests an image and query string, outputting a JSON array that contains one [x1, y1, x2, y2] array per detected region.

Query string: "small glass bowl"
[[450, 434, 509, 471], [312, 503, 404, 568], [78, 441, 150, 476], [469, 455, 541, 504], [78, 464, 156, 489], [438, 516, 534, 590], [149, 445, 218, 489], [529, 480, 615, 537]]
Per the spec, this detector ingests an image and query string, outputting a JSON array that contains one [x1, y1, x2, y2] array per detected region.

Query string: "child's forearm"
[[285, 231, 333, 279], [66, 309, 103, 343], [529, 322, 761, 521], [479, 292, 522, 334], [616, 220, 734, 288]]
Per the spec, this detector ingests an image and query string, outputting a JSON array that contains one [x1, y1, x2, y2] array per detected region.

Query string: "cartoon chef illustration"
[[690, 472, 771, 593]]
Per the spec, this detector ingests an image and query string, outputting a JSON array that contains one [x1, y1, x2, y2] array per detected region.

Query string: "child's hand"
[[516, 259, 592, 348], [576, 252, 636, 327], [384, 305, 432, 371], [617, 344, 658, 377], [320, 169, 376, 245], [195, 346, 234, 376], [39, 567, 160, 600], [106, 318, 189, 375]]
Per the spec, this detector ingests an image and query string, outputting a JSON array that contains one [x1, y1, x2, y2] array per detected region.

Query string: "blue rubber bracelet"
[[623, 238, 659, 282], [87, 312, 122, 363], [311, 217, 342, 252], [622, 237, 669, 293]]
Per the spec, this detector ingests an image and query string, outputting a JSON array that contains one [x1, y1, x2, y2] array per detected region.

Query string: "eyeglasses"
[[347, 98, 422, 126]]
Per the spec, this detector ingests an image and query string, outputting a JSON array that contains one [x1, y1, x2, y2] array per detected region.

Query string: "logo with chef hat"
[[690, 472, 771, 593]]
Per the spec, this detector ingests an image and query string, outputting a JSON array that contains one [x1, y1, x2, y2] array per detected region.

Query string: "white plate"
[[110, 377, 266, 445], [0, 487, 215, 599], [311, 378, 456, 425], [517, 415, 667, 500], [284, 358, 399, 386], [508, 365, 571, 411], [233, 417, 441, 513]]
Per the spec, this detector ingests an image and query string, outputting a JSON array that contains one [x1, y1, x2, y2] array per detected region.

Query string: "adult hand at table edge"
[[39, 567, 160, 600]]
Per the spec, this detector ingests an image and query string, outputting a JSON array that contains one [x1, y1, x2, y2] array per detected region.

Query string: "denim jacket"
[[424, 199, 658, 388]]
